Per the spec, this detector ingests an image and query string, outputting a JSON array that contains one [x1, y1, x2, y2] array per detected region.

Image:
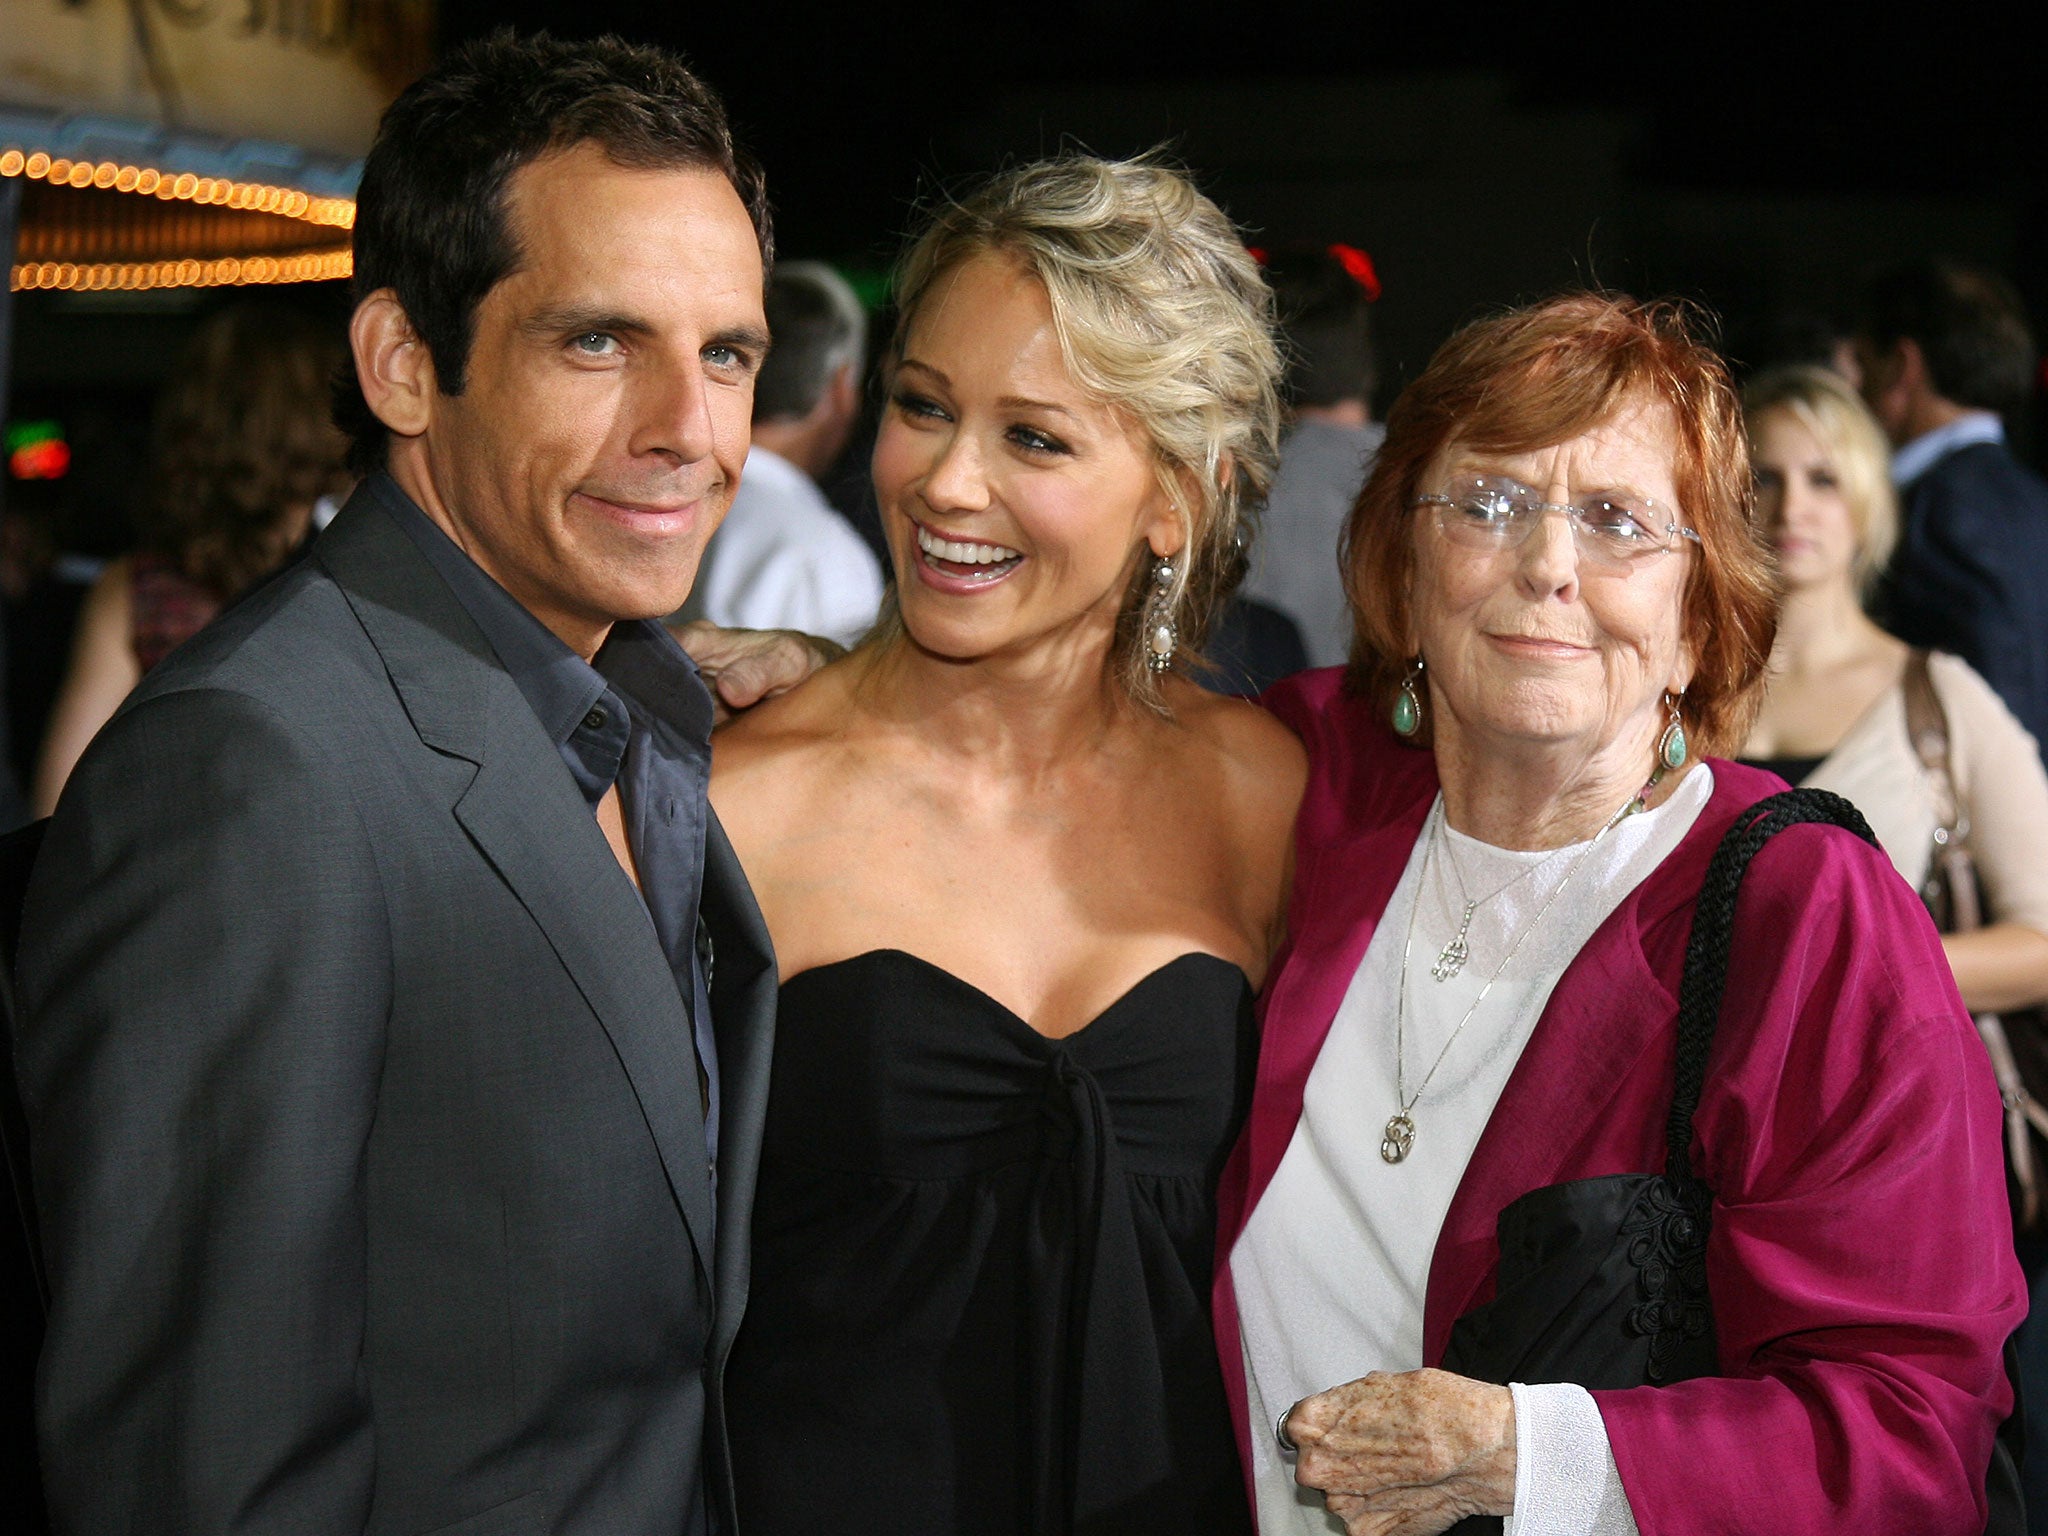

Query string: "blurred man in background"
[[1859, 258, 2048, 747], [1240, 244, 1383, 670], [680, 260, 883, 646]]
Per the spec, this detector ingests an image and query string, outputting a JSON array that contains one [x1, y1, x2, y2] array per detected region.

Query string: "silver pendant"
[[1431, 901, 1476, 982], [1380, 1112, 1415, 1164]]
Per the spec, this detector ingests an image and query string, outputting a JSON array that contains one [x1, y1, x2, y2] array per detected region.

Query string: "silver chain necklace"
[[1428, 821, 1565, 982], [1380, 783, 1653, 1166]]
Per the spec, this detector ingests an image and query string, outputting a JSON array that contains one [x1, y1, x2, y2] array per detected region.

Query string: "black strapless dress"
[[725, 948, 1257, 1536]]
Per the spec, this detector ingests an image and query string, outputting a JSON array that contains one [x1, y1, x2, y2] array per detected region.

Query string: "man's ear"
[[830, 360, 860, 408], [1893, 337, 1929, 396], [350, 290, 437, 441]]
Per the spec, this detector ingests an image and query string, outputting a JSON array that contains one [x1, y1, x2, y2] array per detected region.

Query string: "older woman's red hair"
[[1341, 293, 1776, 757]]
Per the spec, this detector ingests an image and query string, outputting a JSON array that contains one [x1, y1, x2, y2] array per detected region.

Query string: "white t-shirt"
[[1231, 767, 1713, 1535], [690, 446, 884, 648]]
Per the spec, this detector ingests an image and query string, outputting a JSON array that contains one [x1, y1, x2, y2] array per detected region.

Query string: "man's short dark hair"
[[1262, 245, 1377, 410], [337, 30, 773, 474], [753, 262, 865, 422], [1859, 258, 2036, 416]]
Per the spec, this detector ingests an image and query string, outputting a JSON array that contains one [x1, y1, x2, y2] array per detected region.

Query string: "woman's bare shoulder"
[[1161, 681, 1309, 817], [711, 655, 867, 783]]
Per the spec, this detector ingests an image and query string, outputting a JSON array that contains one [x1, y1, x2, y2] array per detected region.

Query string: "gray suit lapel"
[[316, 490, 717, 1273], [451, 741, 717, 1266]]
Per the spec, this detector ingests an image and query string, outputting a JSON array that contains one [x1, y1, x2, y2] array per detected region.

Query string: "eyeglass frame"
[[1411, 472, 1702, 566]]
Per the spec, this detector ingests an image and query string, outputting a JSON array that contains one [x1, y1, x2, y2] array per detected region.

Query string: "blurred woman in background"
[[1741, 364, 2048, 1014], [32, 301, 350, 815]]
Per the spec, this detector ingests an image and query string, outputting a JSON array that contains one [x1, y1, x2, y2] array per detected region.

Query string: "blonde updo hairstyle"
[[884, 152, 1284, 709], [1743, 364, 1899, 595]]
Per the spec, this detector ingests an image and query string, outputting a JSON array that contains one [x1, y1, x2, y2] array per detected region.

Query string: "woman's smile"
[[1484, 632, 1597, 662], [910, 518, 1025, 591]]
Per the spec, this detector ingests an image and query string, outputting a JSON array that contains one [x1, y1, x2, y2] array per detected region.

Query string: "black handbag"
[[1436, 788, 2024, 1535]]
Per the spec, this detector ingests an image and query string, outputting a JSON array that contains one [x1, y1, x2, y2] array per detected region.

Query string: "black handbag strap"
[[1667, 788, 1880, 1182]]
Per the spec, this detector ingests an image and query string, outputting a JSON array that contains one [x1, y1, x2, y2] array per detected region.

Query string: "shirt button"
[[582, 706, 608, 731]]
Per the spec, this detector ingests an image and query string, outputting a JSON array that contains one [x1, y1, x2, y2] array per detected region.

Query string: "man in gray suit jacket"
[[15, 34, 779, 1535]]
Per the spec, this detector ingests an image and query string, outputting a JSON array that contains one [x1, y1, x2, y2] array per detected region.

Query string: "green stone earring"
[[1392, 658, 1425, 738], [1657, 692, 1689, 771]]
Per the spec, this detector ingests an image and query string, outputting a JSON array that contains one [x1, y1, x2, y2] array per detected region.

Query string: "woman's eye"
[[1585, 501, 1651, 539], [1754, 469, 1784, 493], [1809, 469, 1839, 491], [891, 390, 947, 422], [1009, 425, 1069, 456], [1457, 494, 1518, 526]]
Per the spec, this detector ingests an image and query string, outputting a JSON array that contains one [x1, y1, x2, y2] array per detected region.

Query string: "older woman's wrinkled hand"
[[669, 620, 842, 724], [1285, 1368, 1515, 1536]]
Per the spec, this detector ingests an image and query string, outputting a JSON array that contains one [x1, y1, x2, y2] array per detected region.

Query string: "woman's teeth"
[[917, 526, 1021, 566]]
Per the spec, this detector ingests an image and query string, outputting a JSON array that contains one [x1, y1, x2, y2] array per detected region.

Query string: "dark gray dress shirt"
[[371, 472, 722, 1166]]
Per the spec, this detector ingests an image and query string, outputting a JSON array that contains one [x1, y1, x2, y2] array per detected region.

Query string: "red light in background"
[[8, 438, 70, 481]]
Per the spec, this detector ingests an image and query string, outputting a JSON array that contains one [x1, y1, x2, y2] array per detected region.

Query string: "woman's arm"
[[32, 559, 140, 817], [1938, 653, 2048, 1010], [1943, 925, 2048, 1012], [1597, 832, 2023, 1535]]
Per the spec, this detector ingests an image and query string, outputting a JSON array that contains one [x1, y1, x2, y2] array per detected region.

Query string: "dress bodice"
[[725, 948, 1256, 1536]]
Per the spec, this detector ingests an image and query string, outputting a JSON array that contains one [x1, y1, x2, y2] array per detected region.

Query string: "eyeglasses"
[[1413, 473, 1701, 568]]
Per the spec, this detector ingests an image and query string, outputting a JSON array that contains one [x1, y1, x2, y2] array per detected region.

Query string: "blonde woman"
[[1742, 364, 2048, 1012], [711, 156, 1301, 1534]]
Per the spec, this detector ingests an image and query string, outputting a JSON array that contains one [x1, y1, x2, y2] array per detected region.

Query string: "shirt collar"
[[369, 472, 609, 746], [365, 472, 713, 801], [1891, 411, 2004, 487]]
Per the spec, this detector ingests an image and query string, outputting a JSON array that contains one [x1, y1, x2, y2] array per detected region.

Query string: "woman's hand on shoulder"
[[1284, 1368, 1516, 1536]]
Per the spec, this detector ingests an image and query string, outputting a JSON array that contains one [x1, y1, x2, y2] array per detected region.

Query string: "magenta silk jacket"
[[1215, 667, 2027, 1532]]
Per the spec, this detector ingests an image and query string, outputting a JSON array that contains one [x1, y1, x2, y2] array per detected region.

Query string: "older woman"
[[1221, 294, 2023, 1534], [712, 156, 1303, 1534]]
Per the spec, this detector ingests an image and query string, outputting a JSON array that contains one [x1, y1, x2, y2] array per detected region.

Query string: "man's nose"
[[630, 360, 719, 466]]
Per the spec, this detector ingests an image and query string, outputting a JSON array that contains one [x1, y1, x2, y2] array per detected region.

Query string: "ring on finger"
[[1275, 1400, 1304, 1456]]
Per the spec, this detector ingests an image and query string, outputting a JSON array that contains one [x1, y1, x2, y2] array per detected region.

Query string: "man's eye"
[[705, 344, 744, 370], [571, 332, 618, 356]]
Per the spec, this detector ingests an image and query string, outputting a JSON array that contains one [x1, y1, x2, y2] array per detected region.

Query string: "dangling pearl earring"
[[1392, 657, 1425, 737], [1657, 691, 1689, 771], [1144, 555, 1178, 674]]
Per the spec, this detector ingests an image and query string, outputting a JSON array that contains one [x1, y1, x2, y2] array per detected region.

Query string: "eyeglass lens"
[[1433, 474, 1680, 562]]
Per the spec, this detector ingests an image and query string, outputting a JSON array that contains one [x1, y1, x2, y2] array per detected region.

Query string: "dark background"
[[3, 0, 2043, 772], [434, 0, 2048, 398]]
